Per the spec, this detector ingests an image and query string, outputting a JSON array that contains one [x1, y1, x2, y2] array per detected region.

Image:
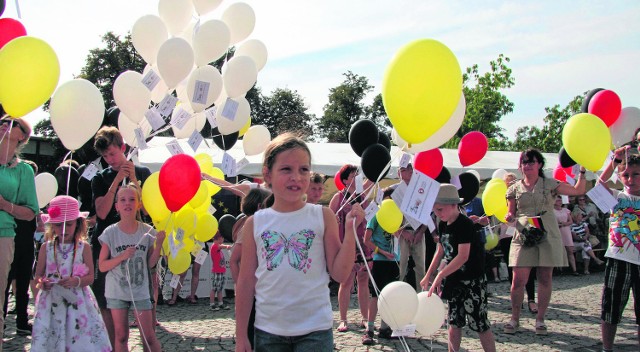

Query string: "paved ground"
[[3, 271, 638, 351]]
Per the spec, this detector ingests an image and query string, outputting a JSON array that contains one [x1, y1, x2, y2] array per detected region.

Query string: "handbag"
[[516, 215, 547, 247]]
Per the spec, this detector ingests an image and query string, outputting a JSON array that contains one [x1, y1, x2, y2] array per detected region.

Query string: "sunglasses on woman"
[[0, 119, 27, 135]]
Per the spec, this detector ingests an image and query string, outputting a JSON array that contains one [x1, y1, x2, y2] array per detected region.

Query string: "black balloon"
[[361, 143, 390, 182], [212, 127, 238, 150], [378, 131, 391, 151], [54, 165, 80, 198], [218, 214, 237, 242], [580, 88, 604, 113], [435, 166, 451, 184], [458, 172, 480, 205], [349, 119, 379, 156], [558, 147, 576, 168], [0, 0, 5, 17], [105, 106, 121, 127]]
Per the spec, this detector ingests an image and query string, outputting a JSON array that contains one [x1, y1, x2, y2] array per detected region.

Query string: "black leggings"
[[499, 237, 536, 302]]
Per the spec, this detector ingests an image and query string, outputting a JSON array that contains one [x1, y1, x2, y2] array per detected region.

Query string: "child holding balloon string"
[[98, 183, 165, 352], [421, 184, 496, 352], [234, 133, 365, 351], [32, 195, 111, 351]]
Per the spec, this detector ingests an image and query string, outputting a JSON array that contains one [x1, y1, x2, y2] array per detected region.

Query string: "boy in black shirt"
[[421, 184, 496, 352]]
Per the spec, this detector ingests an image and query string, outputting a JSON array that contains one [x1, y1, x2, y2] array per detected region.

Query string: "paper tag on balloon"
[[506, 226, 516, 237], [561, 195, 569, 204], [364, 202, 379, 222], [192, 80, 210, 105], [565, 175, 576, 186], [392, 324, 416, 337], [236, 157, 249, 173], [166, 139, 184, 155], [375, 189, 384, 205], [141, 69, 161, 91], [355, 173, 364, 194], [450, 175, 462, 190], [221, 97, 239, 121], [188, 130, 204, 152], [399, 153, 412, 168], [587, 183, 618, 213], [222, 153, 237, 176], [158, 94, 178, 117], [209, 204, 217, 215], [205, 106, 218, 128], [426, 215, 436, 232], [171, 107, 192, 130], [195, 249, 208, 265], [401, 171, 439, 226], [81, 163, 99, 181], [175, 228, 185, 243], [134, 127, 148, 150], [169, 275, 180, 289], [145, 108, 165, 131]]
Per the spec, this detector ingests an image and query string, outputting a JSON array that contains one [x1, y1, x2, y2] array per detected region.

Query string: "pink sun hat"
[[41, 195, 89, 224]]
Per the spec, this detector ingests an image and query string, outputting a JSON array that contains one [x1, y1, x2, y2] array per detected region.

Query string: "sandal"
[[535, 321, 548, 335], [503, 320, 519, 334], [528, 300, 538, 314], [337, 320, 349, 332], [187, 296, 198, 304], [166, 299, 176, 306]]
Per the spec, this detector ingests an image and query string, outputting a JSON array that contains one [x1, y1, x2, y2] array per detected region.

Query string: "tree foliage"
[[249, 88, 316, 139]]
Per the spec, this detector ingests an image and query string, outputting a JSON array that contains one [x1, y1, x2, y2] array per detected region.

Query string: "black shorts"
[[369, 261, 399, 297], [601, 258, 640, 325], [91, 243, 108, 309]]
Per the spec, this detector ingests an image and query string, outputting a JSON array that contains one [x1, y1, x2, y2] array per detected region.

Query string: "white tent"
[[137, 136, 593, 180]]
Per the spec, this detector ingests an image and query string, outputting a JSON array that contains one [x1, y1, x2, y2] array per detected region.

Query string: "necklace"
[[52, 238, 77, 278], [58, 242, 74, 259]]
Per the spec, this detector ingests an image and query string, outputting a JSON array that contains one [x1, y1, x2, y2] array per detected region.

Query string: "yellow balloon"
[[142, 172, 171, 221], [188, 181, 210, 208], [239, 116, 252, 137], [195, 213, 218, 242], [192, 197, 212, 215], [162, 235, 170, 254], [0, 36, 60, 117], [562, 113, 612, 172], [194, 153, 213, 171], [482, 182, 507, 216], [153, 213, 175, 234], [485, 232, 499, 250], [382, 39, 462, 144], [168, 249, 191, 274], [377, 199, 403, 233], [494, 206, 509, 224], [204, 167, 224, 196], [175, 206, 197, 236], [182, 233, 195, 252]]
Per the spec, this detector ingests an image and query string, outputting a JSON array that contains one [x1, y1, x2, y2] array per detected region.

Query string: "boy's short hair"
[[309, 172, 326, 184], [618, 154, 640, 173], [382, 187, 394, 199], [94, 126, 124, 154]]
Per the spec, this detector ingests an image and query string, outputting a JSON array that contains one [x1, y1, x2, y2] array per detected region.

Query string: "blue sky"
[[3, 0, 639, 139]]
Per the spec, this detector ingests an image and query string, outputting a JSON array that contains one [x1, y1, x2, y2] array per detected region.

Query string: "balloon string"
[[62, 151, 73, 197], [15, 0, 22, 18]]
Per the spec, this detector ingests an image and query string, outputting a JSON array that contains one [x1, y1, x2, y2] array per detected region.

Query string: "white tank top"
[[252, 203, 331, 336]]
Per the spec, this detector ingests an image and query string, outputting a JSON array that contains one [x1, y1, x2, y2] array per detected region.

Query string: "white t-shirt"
[[606, 190, 640, 265], [252, 203, 331, 336]]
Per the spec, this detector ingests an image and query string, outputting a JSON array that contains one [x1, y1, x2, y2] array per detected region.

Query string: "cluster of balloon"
[[350, 119, 392, 182], [458, 131, 488, 167], [377, 281, 446, 336], [482, 178, 508, 223], [382, 39, 462, 146]]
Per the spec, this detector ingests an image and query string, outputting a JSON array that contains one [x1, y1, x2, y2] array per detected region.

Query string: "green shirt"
[[0, 162, 38, 237]]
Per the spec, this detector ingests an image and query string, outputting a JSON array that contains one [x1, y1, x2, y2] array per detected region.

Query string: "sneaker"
[[16, 323, 32, 336], [362, 330, 375, 345], [221, 304, 231, 310], [210, 304, 220, 311]]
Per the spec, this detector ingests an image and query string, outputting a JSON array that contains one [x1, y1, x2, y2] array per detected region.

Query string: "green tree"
[[443, 54, 515, 149], [317, 71, 383, 142], [250, 88, 316, 139]]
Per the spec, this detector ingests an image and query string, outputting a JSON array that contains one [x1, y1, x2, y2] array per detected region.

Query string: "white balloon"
[[193, 19, 230, 67], [158, 0, 194, 35], [177, 21, 197, 46], [468, 169, 481, 181], [118, 112, 152, 147], [187, 65, 223, 113], [377, 281, 419, 330], [610, 106, 640, 148], [412, 292, 445, 336], [113, 71, 151, 124], [172, 112, 206, 139], [34, 173, 58, 208], [143, 65, 169, 103], [236, 39, 268, 71], [157, 38, 195, 89], [243, 125, 271, 156], [221, 2, 256, 45], [492, 168, 507, 180], [176, 79, 190, 106], [222, 56, 257, 98], [215, 95, 250, 134], [50, 79, 105, 151], [192, 0, 223, 15], [131, 15, 168, 65]]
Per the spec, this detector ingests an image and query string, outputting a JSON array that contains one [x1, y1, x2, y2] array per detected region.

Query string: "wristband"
[[613, 158, 622, 164]]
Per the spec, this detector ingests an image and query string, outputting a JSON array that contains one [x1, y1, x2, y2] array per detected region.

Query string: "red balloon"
[[0, 18, 27, 49], [458, 131, 488, 167], [413, 148, 443, 179], [553, 164, 575, 182], [588, 89, 622, 127], [334, 170, 345, 191], [159, 154, 201, 212]]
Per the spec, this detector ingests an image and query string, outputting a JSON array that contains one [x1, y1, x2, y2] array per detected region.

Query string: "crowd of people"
[[0, 115, 638, 352]]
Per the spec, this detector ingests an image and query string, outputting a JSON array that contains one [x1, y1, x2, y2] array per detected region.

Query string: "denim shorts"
[[106, 298, 153, 311], [254, 327, 333, 352]]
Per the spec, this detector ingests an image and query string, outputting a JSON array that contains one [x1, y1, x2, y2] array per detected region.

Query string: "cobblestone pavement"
[[3, 271, 638, 351]]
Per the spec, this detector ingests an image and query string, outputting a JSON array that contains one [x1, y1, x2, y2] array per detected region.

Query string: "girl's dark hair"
[[242, 188, 271, 216], [337, 164, 357, 184], [310, 172, 325, 184], [261, 133, 311, 208], [519, 148, 546, 178]]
